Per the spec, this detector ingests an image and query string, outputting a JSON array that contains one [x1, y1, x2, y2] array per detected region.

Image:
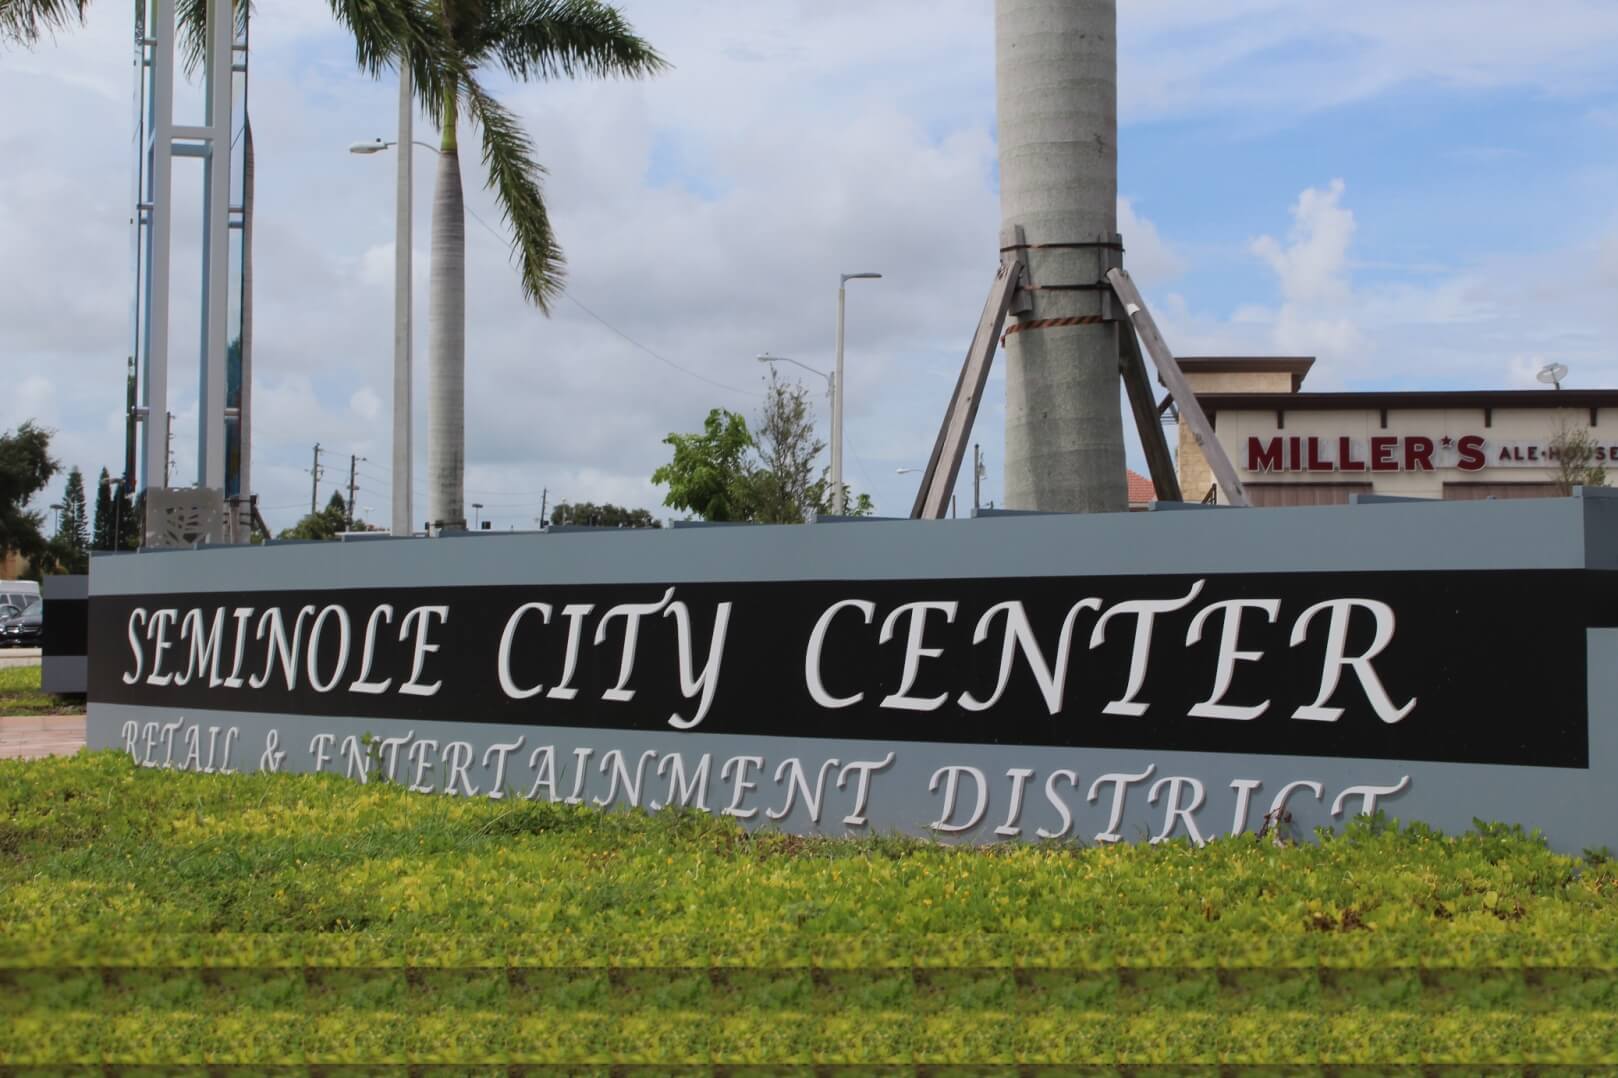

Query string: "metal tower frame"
[[130, 0, 249, 518]]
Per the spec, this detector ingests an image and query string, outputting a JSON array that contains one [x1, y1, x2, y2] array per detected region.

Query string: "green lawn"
[[0, 663, 83, 715], [2, 751, 1615, 1067]]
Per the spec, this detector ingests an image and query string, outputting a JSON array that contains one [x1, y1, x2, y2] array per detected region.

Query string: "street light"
[[352, 132, 446, 539], [756, 353, 832, 386], [348, 63, 429, 539], [895, 467, 921, 475], [49, 503, 63, 534], [833, 272, 882, 514], [472, 502, 485, 529], [349, 138, 443, 156]]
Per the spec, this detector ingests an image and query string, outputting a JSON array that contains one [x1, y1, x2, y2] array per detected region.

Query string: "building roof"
[[1196, 388, 1618, 415], [1178, 356, 1316, 392], [1126, 469, 1157, 505]]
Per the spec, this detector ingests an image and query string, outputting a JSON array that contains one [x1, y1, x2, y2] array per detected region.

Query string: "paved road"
[[0, 714, 86, 760], [0, 648, 42, 670]]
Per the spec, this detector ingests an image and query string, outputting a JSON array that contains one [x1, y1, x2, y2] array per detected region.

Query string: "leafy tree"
[[58, 467, 88, 551], [92, 468, 114, 551], [748, 369, 876, 523], [0, 421, 58, 570], [47, 467, 89, 573], [549, 501, 659, 528], [419, 0, 666, 532], [653, 373, 874, 523], [652, 408, 757, 522], [91, 468, 140, 552], [747, 370, 824, 524], [1550, 420, 1609, 495], [278, 491, 354, 541]]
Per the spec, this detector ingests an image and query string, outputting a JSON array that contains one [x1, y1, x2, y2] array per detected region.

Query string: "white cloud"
[[4, 0, 1617, 527], [1243, 179, 1363, 366], [349, 387, 382, 423], [1118, 197, 1186, 286], [1251, 179, 1355, 306], [1141, 178, 1618, 397]]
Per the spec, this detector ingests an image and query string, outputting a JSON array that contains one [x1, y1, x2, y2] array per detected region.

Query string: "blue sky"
[[3, 0, 1616, 529], [1125, 84, 1617, 326]]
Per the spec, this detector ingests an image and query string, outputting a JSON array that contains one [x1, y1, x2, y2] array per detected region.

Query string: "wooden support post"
[[909, 234, 1027, 520], [1106, 267, 1249, 507], [1118, 318, 1182, 503]]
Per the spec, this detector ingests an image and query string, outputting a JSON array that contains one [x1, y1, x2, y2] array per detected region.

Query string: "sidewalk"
[[0, 648, 43, 670], [0, 714, 87, 761]]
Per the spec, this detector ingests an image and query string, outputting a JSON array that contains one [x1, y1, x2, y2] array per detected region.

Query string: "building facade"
[[1176, 357, 1618, 506]]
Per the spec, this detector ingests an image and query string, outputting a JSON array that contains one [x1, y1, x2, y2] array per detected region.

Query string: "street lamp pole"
[[351, 120, 440, 539], [833, 272, 882, 515], [392, 70, 413, 539]]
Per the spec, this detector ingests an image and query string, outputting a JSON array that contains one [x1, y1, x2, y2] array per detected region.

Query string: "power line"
[[458, 202, 760, 400], [561, 291, 760, 398]]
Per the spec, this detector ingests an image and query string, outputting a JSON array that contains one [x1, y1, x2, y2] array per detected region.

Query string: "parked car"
[[0, 598, 42, 647], [0, 580, 40, 619]]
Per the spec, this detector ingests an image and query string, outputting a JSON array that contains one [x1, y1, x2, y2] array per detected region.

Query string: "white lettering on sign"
[[1290, 599, 1415, 723], [115, 720, 1419, 843], [117, 579, 1422, 732], [1186, 599, 1281, 721], [878, 601, 958, 712], [805, 599, 876, 709]]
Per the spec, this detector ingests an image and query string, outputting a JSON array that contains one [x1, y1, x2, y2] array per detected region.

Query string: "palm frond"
[[481, 0, 667, 83], [461, 74, 564, 309], [176, 0, 251, 79], [326, 0, 464, 118], [0, 0, 89, 46]]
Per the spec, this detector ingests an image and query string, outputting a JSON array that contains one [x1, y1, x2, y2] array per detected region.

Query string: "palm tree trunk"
[[427, 90, 466, 529]]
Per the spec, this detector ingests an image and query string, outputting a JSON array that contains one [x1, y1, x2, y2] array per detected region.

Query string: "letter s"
[[123, 608, 149, 685]]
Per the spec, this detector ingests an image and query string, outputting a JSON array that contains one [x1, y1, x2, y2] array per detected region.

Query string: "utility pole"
[[346, 455, 365, 530], [164, 412, 175, 486], [832, 271, 883, 515], [538, 487, 548, 529], [973, 443, 984, 513], [123, 357, 138, 490], [997, 0, 1127, 513], [309, 443, 323, 514]]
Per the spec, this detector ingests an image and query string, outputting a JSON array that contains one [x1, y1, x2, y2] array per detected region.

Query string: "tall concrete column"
[[997, 0, 1127, 513]]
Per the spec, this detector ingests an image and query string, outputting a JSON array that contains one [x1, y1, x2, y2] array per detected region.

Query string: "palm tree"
[[3, 0, 470, 515], [412, 0, 665, 530], [3, 0, 636, 531], [2, 0, 460, 72]]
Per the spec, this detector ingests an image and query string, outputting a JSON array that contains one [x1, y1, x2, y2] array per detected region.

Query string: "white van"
[[0, 580, 40, 618]]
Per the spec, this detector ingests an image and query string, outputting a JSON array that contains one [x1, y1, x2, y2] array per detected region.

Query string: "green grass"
[[2, 751, 1616, 1067], [0, 662, 83, 715]]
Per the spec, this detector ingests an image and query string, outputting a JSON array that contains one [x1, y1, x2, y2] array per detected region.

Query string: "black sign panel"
[[89, 570, 1618, 768]]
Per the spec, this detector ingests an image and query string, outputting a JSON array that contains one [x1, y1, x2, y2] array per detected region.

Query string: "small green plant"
[[0, 753, 1615, 1066]]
